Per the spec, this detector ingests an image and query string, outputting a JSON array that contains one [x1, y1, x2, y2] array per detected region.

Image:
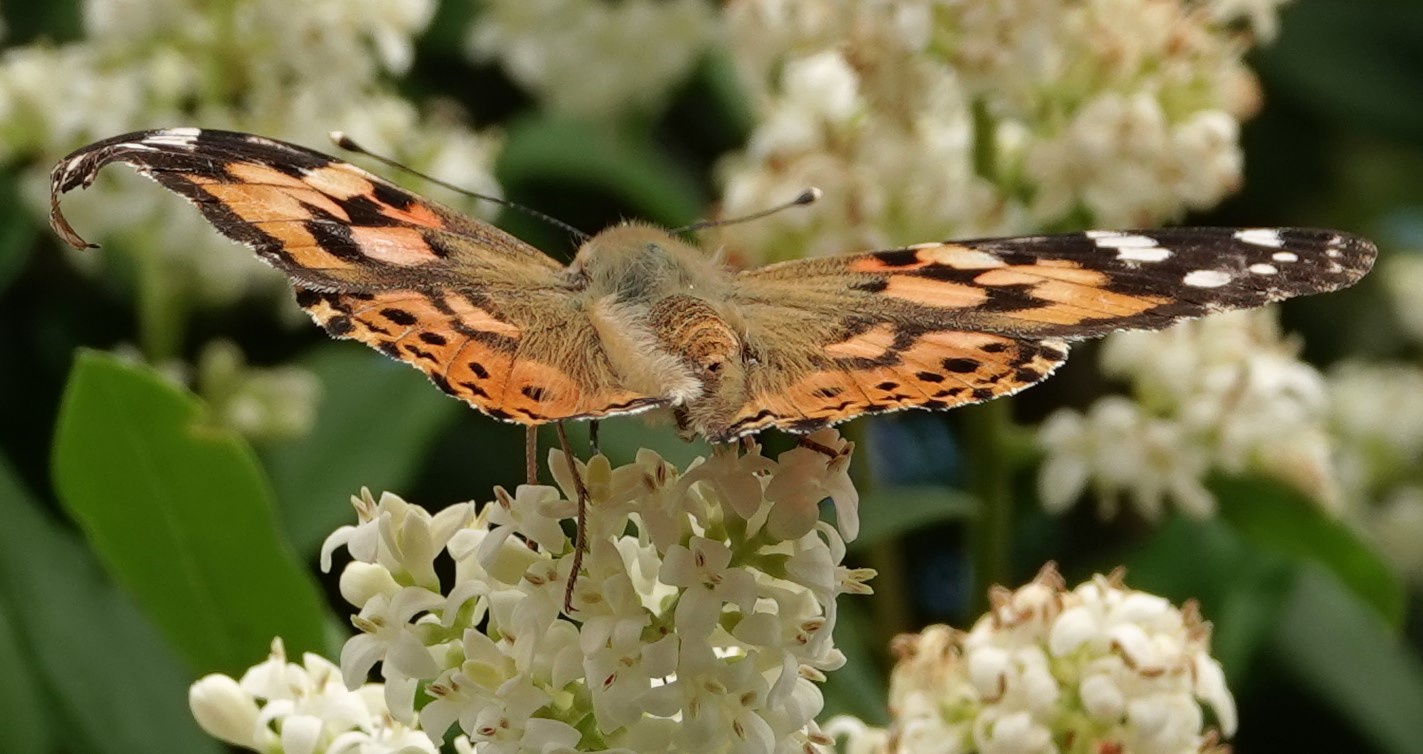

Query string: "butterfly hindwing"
[[50, 128, 668, 425], [722, 227, 1374, 438]]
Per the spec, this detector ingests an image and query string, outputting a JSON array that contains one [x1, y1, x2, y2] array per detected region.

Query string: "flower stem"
[[964, 399, 1014, 613], [134, 242, 186, 363]]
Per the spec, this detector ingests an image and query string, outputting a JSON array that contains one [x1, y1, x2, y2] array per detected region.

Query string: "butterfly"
[[49, 129, 1377, 444]]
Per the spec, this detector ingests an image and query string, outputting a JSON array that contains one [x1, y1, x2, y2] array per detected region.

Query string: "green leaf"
[[850, 486, 978, 550], [1272, 566, 1423, 754], [1212, 476, 1404, 627], [261, 345, 461, 554], [52, 350, 327, 674], [0, 601, 52, 754], [0, 453, 220, 754], [499, 116, 705, 226]]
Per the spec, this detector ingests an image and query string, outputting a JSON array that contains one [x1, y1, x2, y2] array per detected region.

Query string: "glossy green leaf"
[[1272, 566, 1423, 754], [0, 453, 219, 754], [52, 350, 327, 674], [499, 116, 705, 226], [1213, 476, 1404, 627], [850, 486, 977, 551], [262, 345, 461, 554]]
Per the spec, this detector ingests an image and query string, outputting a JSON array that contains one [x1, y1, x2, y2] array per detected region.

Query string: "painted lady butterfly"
[[49, 129, 1376, 443]]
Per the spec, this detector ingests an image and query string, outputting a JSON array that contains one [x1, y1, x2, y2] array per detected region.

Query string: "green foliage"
[[0, 454, 219, 754], [1272, 567, 1423, 754], [261, 344, 462, 554], [53, 351, 328, 673], [1213, 475, 1404, 626]]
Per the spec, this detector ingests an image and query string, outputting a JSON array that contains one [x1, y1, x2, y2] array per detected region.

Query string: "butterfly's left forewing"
[[721, 227, 1374, 438], [50, 128, 669, 425]]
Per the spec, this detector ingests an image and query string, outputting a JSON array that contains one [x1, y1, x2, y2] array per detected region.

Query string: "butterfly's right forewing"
[[717, 227, 1375, 440]]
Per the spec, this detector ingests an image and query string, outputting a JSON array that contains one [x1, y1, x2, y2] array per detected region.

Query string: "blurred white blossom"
[[197, 340, 321, 442], [1038, 310, 1338, 519], [0, 0, 500, 310], [189, 637, 443, 754], [1365, 487, 1423, 583], [716, 0, 1286, 265], [830, 565, 1235, 754], [300, 429, 870, 753], [1326, 362, 1423, 581], [466, 0, 718, 118]]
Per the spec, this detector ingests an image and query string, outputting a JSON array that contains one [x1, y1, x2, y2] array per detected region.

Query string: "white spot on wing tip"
[[1184, 269, 1232, 288], [1248, 263, 1278, 275], [1234, 228, 1285, 248], [1272, 251, 1299, 263], [1116, 246, 1173, 262], [1093, 233, 1158, 249], [144, 127, 201, 148]]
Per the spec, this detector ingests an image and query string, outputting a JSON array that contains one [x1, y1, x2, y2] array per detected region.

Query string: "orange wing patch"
[[296, 287, 662, 424], [722, 330, 1068, 438]]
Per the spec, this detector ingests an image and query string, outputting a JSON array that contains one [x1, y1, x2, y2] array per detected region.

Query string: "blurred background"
[[1, 0, 1421, 751]]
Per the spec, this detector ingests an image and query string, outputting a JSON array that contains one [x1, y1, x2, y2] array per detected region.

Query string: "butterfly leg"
[[797, 433, 844, 460], [554, 421, 589, 614], [525, 426, 538, 486]]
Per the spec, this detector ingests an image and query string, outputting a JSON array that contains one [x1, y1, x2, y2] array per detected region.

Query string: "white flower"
[[190, 674, 270, 750], [1040, 310, 1342, 518], [763, 429, 859, 540], [191, 638, 440, 754], [662, 537, 759, 636], [289, 434, 874, 753], [717, 0, 1282, 265], [321, 489, 474, 591], [1038, 397, 1215, 520], [466, 0, 718, 118], [845, 566, 1234, 754]]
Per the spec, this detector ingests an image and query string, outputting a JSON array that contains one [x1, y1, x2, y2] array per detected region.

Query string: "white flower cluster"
[[715, 0, 1287, 265], [829, 565, 1235, 754], [190, 638, 439, 754], [1323, 255, 1423, 581], [466, 0, 718, 118], [1039, 309, 1338, 519], [204, 429, 871, 754], [0, 0, 501, 309]]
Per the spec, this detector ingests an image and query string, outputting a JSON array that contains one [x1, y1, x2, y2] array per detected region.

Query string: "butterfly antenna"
[[673, 188, 821, 235], [330, 132, 590, 243]]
